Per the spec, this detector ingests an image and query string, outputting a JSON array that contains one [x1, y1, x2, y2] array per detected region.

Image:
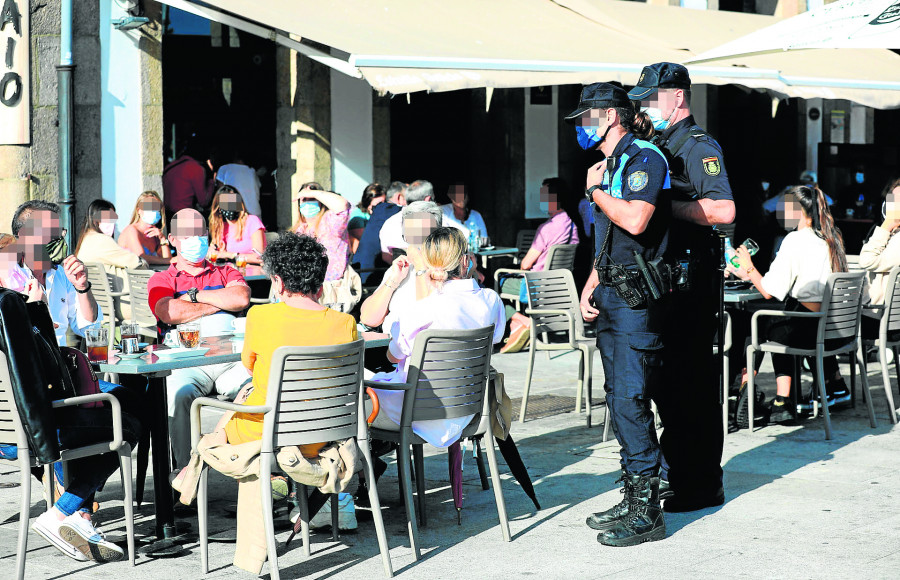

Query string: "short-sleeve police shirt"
[[655, 115, 733, 256], [592, 132, 671, 267]]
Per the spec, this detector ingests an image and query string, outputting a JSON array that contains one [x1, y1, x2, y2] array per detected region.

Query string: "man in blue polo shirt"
[[353, 181, 407, 285]]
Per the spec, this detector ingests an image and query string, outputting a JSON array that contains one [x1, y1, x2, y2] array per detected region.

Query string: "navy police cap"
[[564, 83, 632, 124], [627, 62, 692, 100]]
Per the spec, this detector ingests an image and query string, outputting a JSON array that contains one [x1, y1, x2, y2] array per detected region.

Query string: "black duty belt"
[[596, 265, 639, 286]]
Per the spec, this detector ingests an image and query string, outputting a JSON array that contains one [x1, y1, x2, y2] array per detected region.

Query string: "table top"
[[95, 332, 390, 375], [474, 246, 518, 257], [724, 286, 764, 303]]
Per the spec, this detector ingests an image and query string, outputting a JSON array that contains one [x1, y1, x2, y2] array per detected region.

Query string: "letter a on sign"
[[0, 0, 29, 145]]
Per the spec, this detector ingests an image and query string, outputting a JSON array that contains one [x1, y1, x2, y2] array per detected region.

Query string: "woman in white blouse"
[[368, 227, 505, 447], [735, 185, 849, 423]]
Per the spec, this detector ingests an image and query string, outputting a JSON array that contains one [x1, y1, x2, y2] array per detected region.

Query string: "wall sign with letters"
[[0, 0, 29, 145]]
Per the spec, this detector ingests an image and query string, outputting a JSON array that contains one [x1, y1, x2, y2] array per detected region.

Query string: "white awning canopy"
[[155, 0, 900, 108]]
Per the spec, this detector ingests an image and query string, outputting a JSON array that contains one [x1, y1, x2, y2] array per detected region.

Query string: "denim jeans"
[[54, 406, 141, 515], [594, 285, 664, 477]]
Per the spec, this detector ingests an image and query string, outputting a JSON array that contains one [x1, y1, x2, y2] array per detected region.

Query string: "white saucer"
[[154, 347, 210, 359], [115, 352, 145, 360]]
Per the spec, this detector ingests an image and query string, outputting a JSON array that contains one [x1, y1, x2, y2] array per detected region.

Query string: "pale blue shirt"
[[24, 264, 102, 346]]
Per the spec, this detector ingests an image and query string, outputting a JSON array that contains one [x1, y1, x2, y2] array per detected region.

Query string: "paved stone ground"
[[1, 348, 899, 579]]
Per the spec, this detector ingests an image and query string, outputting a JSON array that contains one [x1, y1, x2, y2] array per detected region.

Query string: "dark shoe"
[[598, 476, 666, 547], [826, 378, 851, 406], [586, 471, 634, 531], [663, 486, 725, 513], [659, 478, 673, 500], [766, 396, 796, 424]]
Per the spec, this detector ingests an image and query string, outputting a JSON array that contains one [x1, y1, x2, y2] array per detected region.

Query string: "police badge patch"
[[627, 171, 649, 192], [702, 156, 721, 176]]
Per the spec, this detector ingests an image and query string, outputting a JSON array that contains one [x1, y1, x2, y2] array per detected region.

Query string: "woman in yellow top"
[[209, 232, 357, 456]]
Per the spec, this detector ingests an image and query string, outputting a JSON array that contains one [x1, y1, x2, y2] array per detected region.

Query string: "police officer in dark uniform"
[[567, 83, 671, 546], [628, 63, 735, 512]]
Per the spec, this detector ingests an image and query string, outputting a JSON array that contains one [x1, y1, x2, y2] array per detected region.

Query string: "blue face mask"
[[576, 126, 602, 151], [180, 235, 209, 265], [643, 107, 672, 131], [299, 201, 321, 218]]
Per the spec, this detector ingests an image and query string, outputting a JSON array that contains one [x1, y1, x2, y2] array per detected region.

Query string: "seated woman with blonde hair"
[[368, 227, 505, 447]]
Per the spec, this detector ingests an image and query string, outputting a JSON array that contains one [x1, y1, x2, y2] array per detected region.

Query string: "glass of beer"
[[120, 322, 139, 342], [177, 322, 201, 349], [85, 326, 109, 362]]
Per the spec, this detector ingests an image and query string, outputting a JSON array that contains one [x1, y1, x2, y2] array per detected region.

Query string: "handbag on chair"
[[319, 265, 362, 313]]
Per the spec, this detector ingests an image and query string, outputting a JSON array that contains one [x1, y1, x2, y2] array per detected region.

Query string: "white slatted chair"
[[520, 270, 610, 439], [191, 340, 392, 579], [856, 266, 900, 425], [746, 272, 874, 439], [0, 352, 136, 578]]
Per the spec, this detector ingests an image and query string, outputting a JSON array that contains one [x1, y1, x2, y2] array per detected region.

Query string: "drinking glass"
[[480, 236, 491, 249], [235, 254, 248, 269], [85, 326, 109, 362], [120, 322, 139, 342], [177, 322, 201, 349]]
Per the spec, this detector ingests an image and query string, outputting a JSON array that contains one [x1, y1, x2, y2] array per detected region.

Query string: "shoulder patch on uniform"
[[702, 156, 721, 176], [628, 171, 649, 192]]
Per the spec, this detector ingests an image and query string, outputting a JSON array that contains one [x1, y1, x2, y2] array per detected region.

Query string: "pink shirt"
[[531, 211, 578, 271], [296, 207, 351, 282], [224, 214, 265, 255]]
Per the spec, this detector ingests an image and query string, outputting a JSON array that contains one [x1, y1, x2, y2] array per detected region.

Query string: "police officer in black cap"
[[567, 82, 671, 546], [628, 62, 735, 512]]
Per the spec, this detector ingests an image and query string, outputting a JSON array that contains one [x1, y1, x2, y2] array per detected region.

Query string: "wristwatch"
[[186, 287, 199, 303], [414, 269, 428, 277], [585, 185, 603, 200], [74, 281, 92, 294]]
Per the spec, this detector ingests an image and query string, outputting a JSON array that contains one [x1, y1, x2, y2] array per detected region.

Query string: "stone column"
[[275, 49, 332, 231], [140, 2, 164, 197]]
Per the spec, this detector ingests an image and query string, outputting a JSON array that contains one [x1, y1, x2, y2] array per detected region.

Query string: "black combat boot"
[[597, 475, 666, 546], [585, 471, 635, 531]]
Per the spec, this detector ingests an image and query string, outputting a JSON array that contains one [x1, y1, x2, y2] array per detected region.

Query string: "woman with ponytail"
[[367, 227, 505, 447], [734, 185, 850, 425]]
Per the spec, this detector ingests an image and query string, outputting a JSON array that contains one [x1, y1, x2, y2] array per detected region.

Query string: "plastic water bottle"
[[724, 237, 740, 269], [467, 220, 480, 252]]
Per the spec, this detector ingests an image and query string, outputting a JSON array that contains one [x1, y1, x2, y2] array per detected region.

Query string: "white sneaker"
[[31, 510, 87, 562], [291, 493, 358, 531], [58, 513, 125, 562]]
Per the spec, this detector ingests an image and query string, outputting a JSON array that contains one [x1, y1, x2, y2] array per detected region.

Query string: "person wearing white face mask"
[[147, 209, 252, 470], [628, 62, 735, 514], [119, 191, 174, 266], [75, 199, 146, 321]]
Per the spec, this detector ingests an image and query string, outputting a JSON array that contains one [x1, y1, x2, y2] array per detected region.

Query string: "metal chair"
[[494, 243, 578, 308], [746, 271, 874, 439], [856, 265, 900, 425], [125, 269, 158, 341], [85, 262, 124, 349], [191, 339, 392, 579], [519, 270, 610, 438], [0, 351, 136, 578], [365, 326, 509, 560], [515, 229, 537, 264], [715, 311, 732, 437]]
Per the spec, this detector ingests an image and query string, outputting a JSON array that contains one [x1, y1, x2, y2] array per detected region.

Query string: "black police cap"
[[627, 62, 692, 100], [564, 83, 632, 124]]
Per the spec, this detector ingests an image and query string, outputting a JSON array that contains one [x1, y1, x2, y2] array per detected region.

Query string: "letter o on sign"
[[0, 72, 22, 107]]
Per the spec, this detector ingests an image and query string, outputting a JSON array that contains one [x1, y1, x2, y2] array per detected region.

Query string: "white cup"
[[163, 330, 180, 347]]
